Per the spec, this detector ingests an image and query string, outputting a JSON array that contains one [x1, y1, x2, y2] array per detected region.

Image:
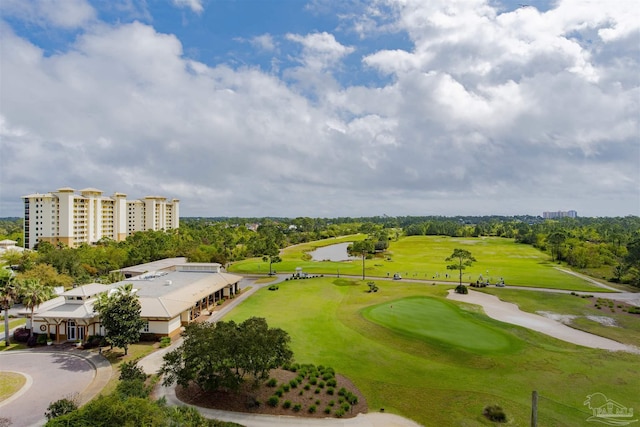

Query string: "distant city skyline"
[[1, 1, 638, 218], [542, 210, 578, 219]]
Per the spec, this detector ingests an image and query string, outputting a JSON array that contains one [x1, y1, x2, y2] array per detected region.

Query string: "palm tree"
[[19, 279, 53, 337], [105, 271, 125, 284], [0, 269, 19, 345]]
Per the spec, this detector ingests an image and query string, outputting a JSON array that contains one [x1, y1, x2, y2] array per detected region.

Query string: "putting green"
[[362, 296, 517, 354]]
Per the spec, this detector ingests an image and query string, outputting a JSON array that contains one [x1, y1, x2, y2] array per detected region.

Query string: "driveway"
[[0, 349, 111, 427]]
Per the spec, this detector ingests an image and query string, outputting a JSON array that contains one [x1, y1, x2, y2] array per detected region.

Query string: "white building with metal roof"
[[28, 262, 242, 343]]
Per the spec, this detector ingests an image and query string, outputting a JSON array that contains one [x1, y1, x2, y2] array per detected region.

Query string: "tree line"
[[1, 215, 639, 287]]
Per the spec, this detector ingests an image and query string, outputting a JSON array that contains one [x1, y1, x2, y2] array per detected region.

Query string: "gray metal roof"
[[64, 283, 110, 297], [33, 265, 242, 320], [115, 257, 188, 275]]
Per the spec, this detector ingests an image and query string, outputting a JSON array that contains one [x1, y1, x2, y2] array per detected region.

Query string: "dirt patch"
[[175, 368, 367, 419]]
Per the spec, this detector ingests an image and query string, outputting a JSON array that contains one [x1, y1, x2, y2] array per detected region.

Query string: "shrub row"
[[262, 362, 357, 418], [284, 275, 324, 281]]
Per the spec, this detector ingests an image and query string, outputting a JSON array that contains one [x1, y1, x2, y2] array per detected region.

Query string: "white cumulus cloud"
[[172, 0, 204, 14], [0, 0, 638, 217]]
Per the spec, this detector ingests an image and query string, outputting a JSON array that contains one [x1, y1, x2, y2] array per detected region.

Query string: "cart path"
[[155, 381, 423, 427]]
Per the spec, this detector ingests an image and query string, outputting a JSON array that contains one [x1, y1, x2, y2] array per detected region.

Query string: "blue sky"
[[1, 0, 638, 218]]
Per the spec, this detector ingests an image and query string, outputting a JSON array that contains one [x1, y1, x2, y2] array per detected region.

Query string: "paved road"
[[0, 349, 111, 427]]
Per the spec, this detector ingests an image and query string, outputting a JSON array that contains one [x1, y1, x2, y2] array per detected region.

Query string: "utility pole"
[[361, 250, 366, 280], [531, 390, 538, 427]]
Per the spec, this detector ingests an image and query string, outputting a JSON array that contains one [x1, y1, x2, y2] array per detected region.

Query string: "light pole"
[[362, 250, 366, 280]]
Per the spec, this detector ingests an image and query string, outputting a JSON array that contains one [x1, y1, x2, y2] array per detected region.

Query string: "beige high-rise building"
[[22, 187, 179, 249]]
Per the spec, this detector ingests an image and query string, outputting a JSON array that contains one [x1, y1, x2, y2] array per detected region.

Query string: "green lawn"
[[230, 235, 608, 292], [0, 371, 26, 402], [0, 318, 26, 334], [96, 341, 159, 395], [0, 342, 26, 351], [224, 277, 640, 426], [363, 297, 519, 354]]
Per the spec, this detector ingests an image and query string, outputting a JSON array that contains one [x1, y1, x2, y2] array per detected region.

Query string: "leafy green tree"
[[161, 321, 240, 392], [547, 230, 567, 262], [188, 245, 228, 265], [236, 317, 293, 384], [0, 248, 23, 268], [115, 378, 151, 399], [0, 269, 18, 345], [93, 284, 145, 354], [17, 263, 73, 289], [45, 394, 166, 427], [119, 360, 148, 382], [18, 279, 54, 337], [166, 405, 230, 426], [161, 317, 292, 392], [36, 244, 87, 280], [45, 397, 78, 420], [612, 262, 628, 283], [3, 250, 37, 273], [46, 392, 241, 427], [625, 236, 640, 286], [446, 249, 477, 287]]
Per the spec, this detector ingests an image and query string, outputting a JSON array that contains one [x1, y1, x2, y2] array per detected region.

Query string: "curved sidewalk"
[[156, 382, 422, 427]]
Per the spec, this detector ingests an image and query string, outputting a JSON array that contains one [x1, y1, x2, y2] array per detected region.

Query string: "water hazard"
[[308, 242, 358, 261]]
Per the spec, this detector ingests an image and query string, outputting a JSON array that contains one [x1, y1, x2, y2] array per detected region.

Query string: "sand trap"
[[536, 311, 577, 325], [585, 315, 618, 327], [447, 290, 639, 354]]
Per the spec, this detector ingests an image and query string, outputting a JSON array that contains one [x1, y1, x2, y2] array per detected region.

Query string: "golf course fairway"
[[362, 296, 517, 354], [225, 277, 640, 426]]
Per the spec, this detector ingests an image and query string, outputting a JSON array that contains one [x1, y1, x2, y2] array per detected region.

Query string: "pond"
[[308, 242, 358, 261]]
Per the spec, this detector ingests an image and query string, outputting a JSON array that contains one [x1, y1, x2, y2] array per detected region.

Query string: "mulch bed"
[[175, 368, 368, 419]]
